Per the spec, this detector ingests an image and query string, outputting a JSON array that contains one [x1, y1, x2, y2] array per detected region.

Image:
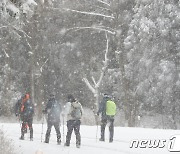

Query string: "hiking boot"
[[76, 144, 80, 148], [99, 138, 105, 141], [57, 136, 61, 145], [19, 136, 24, 140], [64, 143, 70, 147], [44, 140, 49, 143], [109, 139, 113, 143], [30, 138, 33, 141], [44, 136, 49, 143], [57, 140, 61, 145]]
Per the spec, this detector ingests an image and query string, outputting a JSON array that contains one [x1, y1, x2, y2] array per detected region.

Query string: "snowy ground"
[[1, 122, 180, 154]]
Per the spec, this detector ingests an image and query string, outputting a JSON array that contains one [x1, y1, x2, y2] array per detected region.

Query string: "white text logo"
[[130, 135, 180, 152]]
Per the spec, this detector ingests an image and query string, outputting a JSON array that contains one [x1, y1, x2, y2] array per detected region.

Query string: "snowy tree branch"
[[83, 78, 96, 94], [0, 26, 8, 29], [11, 25, 31, 38], [25, 37, 32, 50], [3, 49, 9, 58], [96, 32, 109, 88], [95, 6, 113, 12], [0, 24, 31, 38], [44, 7, 114, 19], [97, 0, 110, 6], [66, 26, 115, 35], [104, 32, 109, 64], [40, 59, 48, 72], [43, 6, 63, 11], [65, 8, 114, 19], [97, 25, 116, 32], [92, 76, 97, 86], [83, 32, 109, 92]]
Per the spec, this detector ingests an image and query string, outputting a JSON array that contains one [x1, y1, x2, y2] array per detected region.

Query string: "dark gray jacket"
[[44, 98, 61, 123], [97, 96, 109, 119]]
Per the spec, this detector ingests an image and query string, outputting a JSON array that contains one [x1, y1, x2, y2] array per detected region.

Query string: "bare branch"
[[104, 32, 109, 63], [98, 25, 116, 32], [3, 49, 9, 58], [0, 24, 31, 39], [24, 37, 32, 50], [96, 71, 104, 88], [92, 76, 97, 86], [44, 7, 114, 19], [83, 77, 96, 94], [65, 8, 114, 19], [0, 26, 8, 29], [11, 25, 31, 38], [44, 6, 63, 11], [96, 32, 109, 88], [40, 59, 48, 72], [97, 0, 110, 6], [66, 26, 115, 35], [95, 5, 113, 12]]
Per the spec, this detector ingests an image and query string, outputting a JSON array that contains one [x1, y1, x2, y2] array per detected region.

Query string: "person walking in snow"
[[15, 93, 34, 141], [43, 94, 61, 144], [97, 93, 116, 143], [64, 94, 83, 148]]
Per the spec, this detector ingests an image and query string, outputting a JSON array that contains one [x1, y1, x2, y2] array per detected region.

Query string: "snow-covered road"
[[1, 123, 180, 154]]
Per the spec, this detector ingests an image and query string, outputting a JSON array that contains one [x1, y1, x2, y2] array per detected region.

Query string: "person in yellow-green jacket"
[[97, 93, 116, 143]]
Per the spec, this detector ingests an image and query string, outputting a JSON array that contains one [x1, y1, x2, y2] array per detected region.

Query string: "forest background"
[[0, 0, 180, 129]]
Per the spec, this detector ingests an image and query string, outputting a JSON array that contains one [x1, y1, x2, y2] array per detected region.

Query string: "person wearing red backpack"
[[15, 93, 34, 141]]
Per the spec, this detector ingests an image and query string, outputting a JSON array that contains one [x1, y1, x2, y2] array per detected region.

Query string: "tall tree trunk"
[[3, 48, 12, 116], [83, 32, 109, 124]]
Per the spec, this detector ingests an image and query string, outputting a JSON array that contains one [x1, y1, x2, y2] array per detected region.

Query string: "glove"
[[15, 113, 19, 117], [97, 112, 99, 116]]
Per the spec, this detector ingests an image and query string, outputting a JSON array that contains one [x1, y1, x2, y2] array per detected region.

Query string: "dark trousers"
[[21, 118, 33, 139], [100, 117, 114, 142], [45, 122, 61, 143], [66, 120, 81, 146]]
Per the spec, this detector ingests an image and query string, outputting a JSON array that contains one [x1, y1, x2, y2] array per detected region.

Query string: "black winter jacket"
[[97, 97, 109, 119], [44, 98, 61, 123]]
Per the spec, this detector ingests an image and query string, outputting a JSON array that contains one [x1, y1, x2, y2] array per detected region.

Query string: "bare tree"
[[83, 32, 109, 122]]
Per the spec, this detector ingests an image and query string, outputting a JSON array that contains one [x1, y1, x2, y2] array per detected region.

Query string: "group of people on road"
[[15, 92, 116, 148]]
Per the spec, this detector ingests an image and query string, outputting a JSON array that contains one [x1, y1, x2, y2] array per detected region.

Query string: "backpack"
[[71, 104, 82, 120], [49, 100, 61, 116], [106, 100, 116, 116], [23, 100, 34, 117]]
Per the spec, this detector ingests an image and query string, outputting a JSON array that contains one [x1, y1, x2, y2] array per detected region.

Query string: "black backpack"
[[23, 100, 34, 117]]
